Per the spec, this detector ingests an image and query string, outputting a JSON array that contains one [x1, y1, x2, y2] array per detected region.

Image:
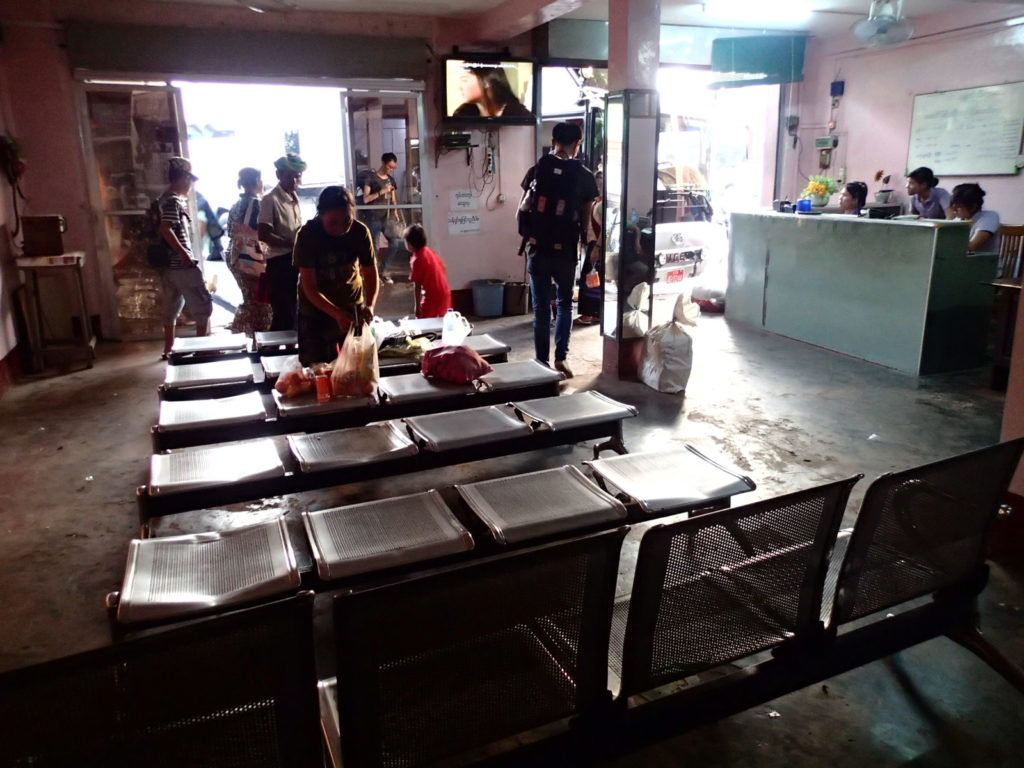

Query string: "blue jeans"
[[528, 249, 577, 363], [366, 217, 402, 273]]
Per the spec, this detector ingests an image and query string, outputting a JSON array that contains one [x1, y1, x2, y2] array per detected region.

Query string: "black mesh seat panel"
[[615, 478, 858, 699], [831, 439, 1024, 626], [0, 595, 320, 768], [334, 529, 625, 768]]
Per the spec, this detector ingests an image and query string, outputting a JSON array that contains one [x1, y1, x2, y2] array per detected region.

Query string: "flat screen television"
[[443, 56, 537, 125]]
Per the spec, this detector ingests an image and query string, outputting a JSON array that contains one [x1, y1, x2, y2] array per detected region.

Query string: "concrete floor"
[[1, 284, 1022, 766]]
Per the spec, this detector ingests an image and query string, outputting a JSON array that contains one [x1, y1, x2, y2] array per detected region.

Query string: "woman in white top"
[[949, 183, 1001, 253]]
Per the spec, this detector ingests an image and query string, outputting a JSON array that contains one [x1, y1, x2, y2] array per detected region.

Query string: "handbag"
[[232, 197, 265, 267], [384, 209, 405, 241]]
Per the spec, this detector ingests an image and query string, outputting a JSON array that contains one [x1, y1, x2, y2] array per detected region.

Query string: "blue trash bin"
[[472, 279, 505, 317]]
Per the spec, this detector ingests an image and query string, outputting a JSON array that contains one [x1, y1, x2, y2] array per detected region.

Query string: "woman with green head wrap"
[[258, 152, 308, 330]]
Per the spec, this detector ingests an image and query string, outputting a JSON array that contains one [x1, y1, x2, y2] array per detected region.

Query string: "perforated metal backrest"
[[0, 594, 321, 768], [831, 439, 1024, 626], [617, 478, 859, 699], [333, 528, 626, 768]]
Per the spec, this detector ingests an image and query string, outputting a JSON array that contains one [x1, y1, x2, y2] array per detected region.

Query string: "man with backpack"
[[519, 122, 599, 378], [154, 157, 213, 359]]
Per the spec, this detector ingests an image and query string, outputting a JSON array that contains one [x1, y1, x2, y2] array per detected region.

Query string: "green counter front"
[[726, 212, 997, 375]]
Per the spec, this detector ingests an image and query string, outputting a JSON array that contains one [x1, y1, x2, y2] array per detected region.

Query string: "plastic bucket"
[[503, 282, 529, 315], [472, 279, 505, 317]]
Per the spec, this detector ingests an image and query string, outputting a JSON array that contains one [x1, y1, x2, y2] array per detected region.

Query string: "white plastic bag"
[[330, 324, 380, 398], [640, 293, 698, 393], [622, 282, 650, 339]]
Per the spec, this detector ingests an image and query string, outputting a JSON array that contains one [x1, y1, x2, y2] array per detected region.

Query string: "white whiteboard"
[[907, 81, 1024, 176]]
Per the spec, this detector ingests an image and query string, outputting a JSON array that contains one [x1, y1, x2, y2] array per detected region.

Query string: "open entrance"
[[81, 78, 426, 339]]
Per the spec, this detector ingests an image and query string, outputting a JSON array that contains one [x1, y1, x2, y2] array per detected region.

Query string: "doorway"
[[80, 77, 427, 339]]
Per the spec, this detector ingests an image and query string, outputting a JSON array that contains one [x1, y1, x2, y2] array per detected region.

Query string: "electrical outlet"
[[486, 147, 496, 175], [497, 193, 506, 204]]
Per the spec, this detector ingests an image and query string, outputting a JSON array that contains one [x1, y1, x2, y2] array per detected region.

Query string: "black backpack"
[[144, 198, 172, 269], [518, 154, 585, 251]]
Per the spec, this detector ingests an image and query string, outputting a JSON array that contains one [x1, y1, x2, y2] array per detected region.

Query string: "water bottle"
[[629, 208, 639, 227]]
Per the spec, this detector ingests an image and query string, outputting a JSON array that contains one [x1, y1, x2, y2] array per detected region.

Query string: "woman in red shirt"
[[404, 224, 452, 318]]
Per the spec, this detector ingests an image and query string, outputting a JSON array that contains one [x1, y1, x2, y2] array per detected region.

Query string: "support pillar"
[[602, 0, 661, 379]]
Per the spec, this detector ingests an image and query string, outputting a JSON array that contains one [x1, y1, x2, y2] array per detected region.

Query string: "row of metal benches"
[[5, 439, 1023, 767], [118, 440, 756, 626], [140, 391, 754, 521]]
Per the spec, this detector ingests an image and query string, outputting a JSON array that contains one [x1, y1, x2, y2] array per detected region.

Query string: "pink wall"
[[784, 7, 1024, 222], [0, 55, 19, 359]]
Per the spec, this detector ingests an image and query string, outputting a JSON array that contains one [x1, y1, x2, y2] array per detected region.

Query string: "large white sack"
[[640, 293, 696, 393]]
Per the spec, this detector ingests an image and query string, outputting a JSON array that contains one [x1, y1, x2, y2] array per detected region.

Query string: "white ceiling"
[[155, 0, 507, 16], [568, 1, 1015, 36], [156, 0, 1024, 33]]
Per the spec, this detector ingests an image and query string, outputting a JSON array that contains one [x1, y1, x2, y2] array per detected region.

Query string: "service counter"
[[727, 212, 997, 375]]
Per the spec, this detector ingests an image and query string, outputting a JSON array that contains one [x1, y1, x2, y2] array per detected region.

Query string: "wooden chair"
[[997, 224, 1024, 279]]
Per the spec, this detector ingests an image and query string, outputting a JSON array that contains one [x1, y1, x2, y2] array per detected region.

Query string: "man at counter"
[[906, 167, 950, 219], [950, 183, 1001, 253]]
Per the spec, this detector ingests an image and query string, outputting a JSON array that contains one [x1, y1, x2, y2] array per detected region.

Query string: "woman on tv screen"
[[453, 65, 533, 118]]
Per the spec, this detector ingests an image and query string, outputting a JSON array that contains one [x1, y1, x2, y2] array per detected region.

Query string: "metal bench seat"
[[163, 357, 255, 389], [378, 373, 475, 404], [457, 465, 627, 545], [404, 405, 533, 452], [462, 333, 510, 357], [273, 389, 377, 417], [303, 490, 473, 581], [158, 390, 267, 432], [478, 359, 564, 391], [513, 391, 638, 431], [148, 438, 285, 496], [115, 517, 300, 624], [287, 422, 418, 473], [260, 353, 292, 381], [586, 445, 755, 515], [169, 333, 249, 363], [398, 316, 446, 337], [254, 329, 298, 352]]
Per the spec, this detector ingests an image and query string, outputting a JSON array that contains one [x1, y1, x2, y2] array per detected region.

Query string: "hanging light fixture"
[[852, 0, 915, 47]]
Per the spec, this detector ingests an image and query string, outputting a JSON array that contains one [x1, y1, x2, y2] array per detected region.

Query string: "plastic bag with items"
[[330, 323, 380, 398], [421, 345, 493, 384], [639, 292, 698, 394], [275, 355, 314, 399]]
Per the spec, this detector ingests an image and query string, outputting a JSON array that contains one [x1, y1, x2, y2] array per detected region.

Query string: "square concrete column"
[[608, 0, 661, 91]]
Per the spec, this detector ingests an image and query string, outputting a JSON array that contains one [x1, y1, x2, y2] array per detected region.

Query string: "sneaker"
[[554, 359, 574, 378], [381, 275, 394, 285]]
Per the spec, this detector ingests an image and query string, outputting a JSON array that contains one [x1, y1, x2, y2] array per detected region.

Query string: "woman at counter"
[[838, 181, 868, 216], [906, 167, 950, 219], [950, 183, 1001, 253]]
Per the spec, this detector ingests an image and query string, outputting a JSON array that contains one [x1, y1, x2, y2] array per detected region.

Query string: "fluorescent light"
[[703, 1, 813, 25]]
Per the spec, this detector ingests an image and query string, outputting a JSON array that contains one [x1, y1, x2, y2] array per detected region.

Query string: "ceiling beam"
[[465, 0, 588, 43]]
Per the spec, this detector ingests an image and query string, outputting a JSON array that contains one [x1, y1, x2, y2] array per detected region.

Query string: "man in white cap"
[[258, 152, 307, 331], [159, 156, 212, 359]]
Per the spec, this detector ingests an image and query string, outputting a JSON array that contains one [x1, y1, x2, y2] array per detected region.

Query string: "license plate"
[[666, 269, 685, 283]]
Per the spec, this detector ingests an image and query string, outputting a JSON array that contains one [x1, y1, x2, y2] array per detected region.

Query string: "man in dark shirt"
[[360, 152, 402, 284], [294, 186, 378, 365], [159, 156, 213, 359], [521, 122, 599, 378]]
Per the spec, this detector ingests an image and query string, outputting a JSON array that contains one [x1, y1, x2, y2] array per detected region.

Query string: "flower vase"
[[811, 194, 830, 207]]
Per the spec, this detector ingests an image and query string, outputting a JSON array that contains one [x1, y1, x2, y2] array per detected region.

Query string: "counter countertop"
[[740, 210, 970, 229]]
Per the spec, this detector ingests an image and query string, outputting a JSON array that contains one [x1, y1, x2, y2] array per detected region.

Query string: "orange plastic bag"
[[330, 323, 380, 397]]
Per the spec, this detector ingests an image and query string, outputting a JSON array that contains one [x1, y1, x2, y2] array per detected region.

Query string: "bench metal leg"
[[947, 625, 1024, 695], [593, 435, 627, 459]]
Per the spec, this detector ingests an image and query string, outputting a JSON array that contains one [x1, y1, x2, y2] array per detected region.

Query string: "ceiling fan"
[[851, 0, 915, 47]]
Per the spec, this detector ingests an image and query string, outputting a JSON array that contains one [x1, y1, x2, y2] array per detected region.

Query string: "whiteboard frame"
[[907, 80, 1024, 177]]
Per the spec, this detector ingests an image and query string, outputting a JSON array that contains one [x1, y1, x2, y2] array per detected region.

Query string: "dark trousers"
[[528, 247, 577, 364], [267, 254, 298, 332]]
